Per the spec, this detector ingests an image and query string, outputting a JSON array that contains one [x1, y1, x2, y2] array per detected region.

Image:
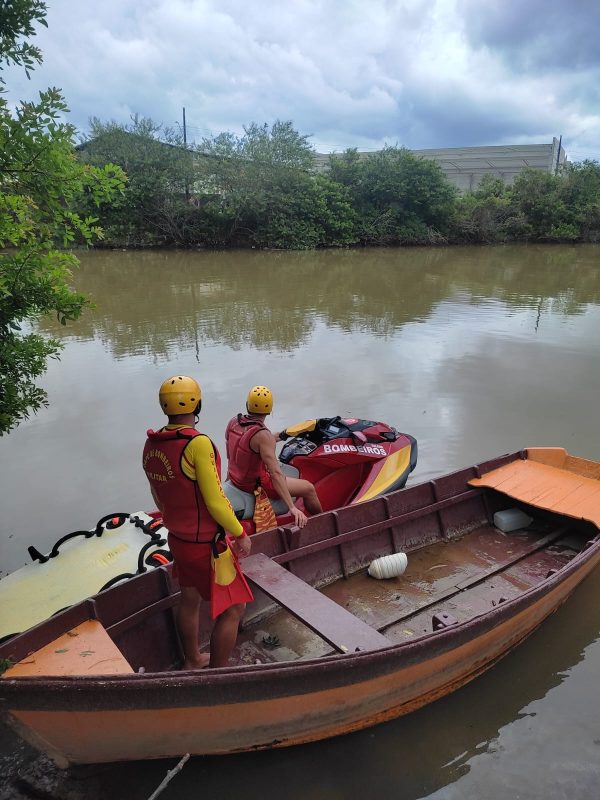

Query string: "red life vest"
[[225, 414, 268, 493], [143, 427, 220, 542]]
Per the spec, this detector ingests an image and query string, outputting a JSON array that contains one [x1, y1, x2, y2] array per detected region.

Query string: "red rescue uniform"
[[143, 426, 219, 543], [143, 425, 252, 614], [225, 413, 278, 497]]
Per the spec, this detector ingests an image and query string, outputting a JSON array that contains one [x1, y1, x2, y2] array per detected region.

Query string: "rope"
[[27, 512, 171, 592], [27, 513, 131, 563], [27, 513, 166, 564], [146, 754, 190, 800]]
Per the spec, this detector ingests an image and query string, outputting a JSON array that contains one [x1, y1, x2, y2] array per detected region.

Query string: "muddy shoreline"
[[0, 723, 103, 800]]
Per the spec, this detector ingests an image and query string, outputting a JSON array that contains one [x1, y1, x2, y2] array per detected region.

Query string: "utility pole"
[[555, 135, 562, 175], [182, 106, 189, 201]]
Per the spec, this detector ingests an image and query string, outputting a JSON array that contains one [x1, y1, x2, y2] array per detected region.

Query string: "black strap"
[[175, 428, 198, 441], [237, 413, 265, 429], [210, 526, 226, 558], [27, 513, 164, 564]]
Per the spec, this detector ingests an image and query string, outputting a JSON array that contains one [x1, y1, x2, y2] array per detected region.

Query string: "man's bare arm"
[[254, 430, 308, 527]]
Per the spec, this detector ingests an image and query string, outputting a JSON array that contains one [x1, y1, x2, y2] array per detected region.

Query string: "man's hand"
[[290, 506, 308, 528], [233, 534, 251, 557]]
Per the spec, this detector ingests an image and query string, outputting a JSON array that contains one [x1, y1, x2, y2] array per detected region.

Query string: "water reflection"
[[2, 244, 600, 798], [3, 245, 600, 572], [38, 244, 600, 356]]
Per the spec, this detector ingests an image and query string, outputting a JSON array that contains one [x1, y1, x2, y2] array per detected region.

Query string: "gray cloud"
[[460, 0, 600, 72], [4, 0, 599, 160]]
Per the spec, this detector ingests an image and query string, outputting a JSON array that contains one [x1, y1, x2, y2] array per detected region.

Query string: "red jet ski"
[[223, 416, 418, 534]]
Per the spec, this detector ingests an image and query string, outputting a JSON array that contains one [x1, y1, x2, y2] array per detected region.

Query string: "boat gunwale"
[[2, 518, 599, 706], [2, 447, 600, 695]]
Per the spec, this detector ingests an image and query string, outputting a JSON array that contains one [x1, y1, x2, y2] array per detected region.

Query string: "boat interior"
[[2, 451, 599, 678]]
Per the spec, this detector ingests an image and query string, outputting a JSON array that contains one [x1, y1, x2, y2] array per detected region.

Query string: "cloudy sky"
[[5, 0, 600, 160]]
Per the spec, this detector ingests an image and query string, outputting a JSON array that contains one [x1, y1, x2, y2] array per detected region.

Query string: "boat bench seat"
[[242, 553, 391, 653], [2, 620, 134, 679]]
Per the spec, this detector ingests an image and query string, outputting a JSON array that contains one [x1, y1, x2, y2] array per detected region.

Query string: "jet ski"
[[224, 416, 417, 534], [0, 417, 416, 640]]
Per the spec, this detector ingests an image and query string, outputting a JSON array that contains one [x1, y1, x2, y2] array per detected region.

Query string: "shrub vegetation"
[[78, 120, 600, 250]]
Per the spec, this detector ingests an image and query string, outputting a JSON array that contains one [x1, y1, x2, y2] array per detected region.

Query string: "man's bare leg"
[[178, 586, 210, 669], [210, 604, 245, 668], [286, 477, 323, 516]]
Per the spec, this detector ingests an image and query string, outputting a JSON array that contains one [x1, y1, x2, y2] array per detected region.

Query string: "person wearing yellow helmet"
[[143, 375, 253, 669], [225, 385, 323, 528]]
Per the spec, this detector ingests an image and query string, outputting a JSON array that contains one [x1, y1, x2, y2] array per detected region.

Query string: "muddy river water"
[[1, 244, 599, 798]]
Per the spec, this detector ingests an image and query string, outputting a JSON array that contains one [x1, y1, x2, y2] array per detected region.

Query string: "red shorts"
[[167, 533, 254, 618], [168, 534, 212, 599], [260, 468, 280, 500]]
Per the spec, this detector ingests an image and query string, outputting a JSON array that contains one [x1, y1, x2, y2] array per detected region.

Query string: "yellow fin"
[[212, 547, 237, 586]]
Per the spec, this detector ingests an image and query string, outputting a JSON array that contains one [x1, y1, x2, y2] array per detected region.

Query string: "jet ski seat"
[[223, 463, 299, 520]]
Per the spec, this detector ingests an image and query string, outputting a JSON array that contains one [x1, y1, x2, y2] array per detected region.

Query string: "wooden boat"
[[1, 446, 599, 767]]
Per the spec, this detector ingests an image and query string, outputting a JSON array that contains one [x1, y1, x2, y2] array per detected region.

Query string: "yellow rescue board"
[[0, 512, 164, 640]]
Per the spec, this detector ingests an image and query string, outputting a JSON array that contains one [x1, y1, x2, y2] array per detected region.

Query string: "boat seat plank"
[[470, 459, 600, 529], [2, 620, 134, 678], [243, 553, 391, 653]]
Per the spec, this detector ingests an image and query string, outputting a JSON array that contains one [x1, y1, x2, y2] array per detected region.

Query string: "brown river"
[[1, 244, 599, 798]]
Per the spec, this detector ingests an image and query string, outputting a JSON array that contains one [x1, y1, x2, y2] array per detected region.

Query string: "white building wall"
[[314, 139, 568, 192]]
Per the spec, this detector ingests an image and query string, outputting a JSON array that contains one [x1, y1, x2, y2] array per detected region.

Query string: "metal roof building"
[[314, 138, 568, 192]]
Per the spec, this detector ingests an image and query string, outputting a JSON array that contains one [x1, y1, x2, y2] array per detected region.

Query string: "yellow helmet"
[[159, 375, 202, 416], [246, 385, 273, 415]]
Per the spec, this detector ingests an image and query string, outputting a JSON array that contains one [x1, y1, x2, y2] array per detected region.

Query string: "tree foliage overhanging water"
[[78, 117, 600, 250], [0, 0, 124, 436]]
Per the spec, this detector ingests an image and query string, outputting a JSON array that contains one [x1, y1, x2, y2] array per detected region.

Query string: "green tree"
[[200, 121, 315, 172], [79, 116, 195, 246], [196, 120, 356, 248], [313, 174, 359, 247], [79, 118, 324, 248], [451, 175, 518, 243], [508, 168, 578, 241], [328, 146, 457, 245], [559, 160, 600, 242], [0, 0, 124, 435], [233, 120, 316, 171]]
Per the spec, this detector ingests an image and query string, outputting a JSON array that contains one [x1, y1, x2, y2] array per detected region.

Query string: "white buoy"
[[368, 552, 408, 579], [493, 508, 533, 532]]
